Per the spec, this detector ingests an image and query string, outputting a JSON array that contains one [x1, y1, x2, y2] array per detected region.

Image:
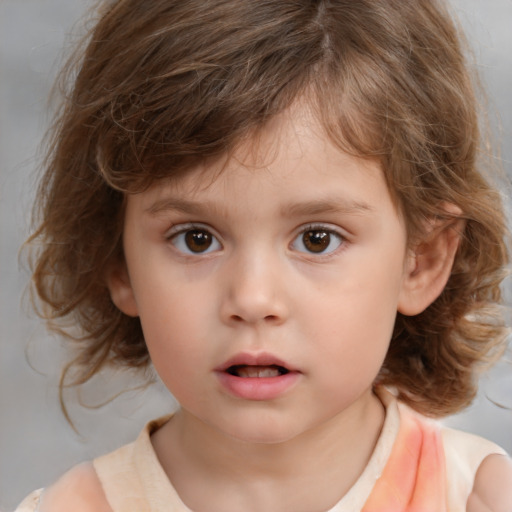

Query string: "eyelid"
[[293, 222, 348, 239], [165, 222, 223, 256], [165, 222, 219, 239], [290, 223, 348, 257]]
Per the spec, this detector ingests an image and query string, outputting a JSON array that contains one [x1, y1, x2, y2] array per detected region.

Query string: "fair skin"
[[106, 103, 461, 512], [38, 105, 512, 512]]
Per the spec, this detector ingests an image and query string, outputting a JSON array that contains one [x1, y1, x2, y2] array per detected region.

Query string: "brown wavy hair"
[[29, 0, 509, 417]]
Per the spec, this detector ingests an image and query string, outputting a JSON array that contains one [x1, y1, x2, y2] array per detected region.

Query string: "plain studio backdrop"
[[1, 0, 511, 510]]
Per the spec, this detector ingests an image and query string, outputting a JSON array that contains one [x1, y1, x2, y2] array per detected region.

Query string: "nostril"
[[228, 313, 280, 324]]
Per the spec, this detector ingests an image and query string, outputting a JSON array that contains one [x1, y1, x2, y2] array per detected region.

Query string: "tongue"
[[235, 365, 282, 378]]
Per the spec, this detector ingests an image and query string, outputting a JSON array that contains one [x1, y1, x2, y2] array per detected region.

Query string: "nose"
[[220, 251, 289, 326]]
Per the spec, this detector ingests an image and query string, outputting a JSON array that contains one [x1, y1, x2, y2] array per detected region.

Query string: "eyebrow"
[[146, 196, 374, 218], [147, 198, 210, 216], [281, 198, 374, 218]]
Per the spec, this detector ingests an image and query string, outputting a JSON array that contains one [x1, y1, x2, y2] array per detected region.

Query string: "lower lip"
[[216, 371, 301, 401]]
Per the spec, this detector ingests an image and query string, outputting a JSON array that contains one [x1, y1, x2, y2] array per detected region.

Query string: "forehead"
[[127, 102, 402, 227]]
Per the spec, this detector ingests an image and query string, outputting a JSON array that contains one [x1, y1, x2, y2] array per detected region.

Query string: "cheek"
[[139, 299, 202, 355], [134, 281, 215, 370], [300, 257, 403, 367], [311, 265, 402, 330]]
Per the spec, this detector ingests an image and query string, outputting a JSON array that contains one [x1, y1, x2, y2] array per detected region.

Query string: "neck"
[[152, 391, 385, 512]]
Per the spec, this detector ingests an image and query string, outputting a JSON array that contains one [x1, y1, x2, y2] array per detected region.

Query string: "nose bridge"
[[221, 243, 288, 325]]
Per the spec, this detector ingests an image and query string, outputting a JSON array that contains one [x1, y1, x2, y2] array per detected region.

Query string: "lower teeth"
[[231, 365, 286, 378]]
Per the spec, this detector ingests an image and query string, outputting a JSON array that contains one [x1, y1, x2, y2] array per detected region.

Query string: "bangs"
[[32, 0, 508, 418]]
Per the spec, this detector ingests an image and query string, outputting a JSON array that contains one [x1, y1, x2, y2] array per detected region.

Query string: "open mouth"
[[216, 356, 300, 399], [226, 365, 290, 378]]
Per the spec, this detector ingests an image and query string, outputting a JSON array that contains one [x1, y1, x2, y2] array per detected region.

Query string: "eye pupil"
[[185, 230, 212, 252], [303, 230, 330, 253]]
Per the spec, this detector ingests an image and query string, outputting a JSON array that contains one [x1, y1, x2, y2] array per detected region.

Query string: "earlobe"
[[105, 261, 139, 317], [398, 213, 465, 316]]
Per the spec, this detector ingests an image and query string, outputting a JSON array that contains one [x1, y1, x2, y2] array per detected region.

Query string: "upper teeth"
[[236, 366, 281, 378]]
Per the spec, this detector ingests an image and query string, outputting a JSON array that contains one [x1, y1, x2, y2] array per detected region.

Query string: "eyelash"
[[166, 223, 222, 256], [165, 223, 347, 257], [290, 224, 346, 257]]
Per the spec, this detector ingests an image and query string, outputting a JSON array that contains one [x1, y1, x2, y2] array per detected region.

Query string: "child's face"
[[112, 105, 414, 444]]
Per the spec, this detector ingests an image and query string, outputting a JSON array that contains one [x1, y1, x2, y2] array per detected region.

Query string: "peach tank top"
[[15, 391, 506, 512]]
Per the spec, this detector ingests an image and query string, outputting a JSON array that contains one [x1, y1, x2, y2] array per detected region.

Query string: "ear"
[[105, 260, 139, 317], [398, 209, 465, 316]]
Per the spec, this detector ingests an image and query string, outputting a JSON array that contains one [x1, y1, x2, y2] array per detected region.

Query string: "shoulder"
[[466, 453, 512, 512], [37, 462, 112, 512], [440, 424, 511, 510]]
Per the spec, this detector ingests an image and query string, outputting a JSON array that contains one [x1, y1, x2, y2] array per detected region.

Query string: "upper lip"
[[215, 352, 299, 373]]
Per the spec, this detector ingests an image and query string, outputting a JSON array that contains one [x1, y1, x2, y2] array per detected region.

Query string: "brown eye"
[[185, 230, 213, 252], [303, 230, 331, 253], [171, 227, 221, 254], [292, 227, 343, 255]]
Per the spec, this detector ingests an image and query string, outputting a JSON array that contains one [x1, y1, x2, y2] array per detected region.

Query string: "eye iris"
[[303, 230, 330, 253], [185, 230, 212, 252]]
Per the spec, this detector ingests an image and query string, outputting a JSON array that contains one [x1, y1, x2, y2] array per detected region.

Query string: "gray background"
[[1, 1, 511, 510]]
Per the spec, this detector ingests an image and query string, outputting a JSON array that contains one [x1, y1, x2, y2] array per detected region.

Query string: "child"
[[16, 0, 512, 510]]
